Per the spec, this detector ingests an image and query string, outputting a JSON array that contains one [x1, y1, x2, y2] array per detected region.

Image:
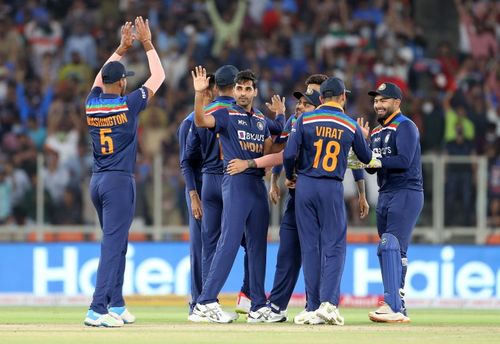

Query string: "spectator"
[[206, 0, 247, 56]]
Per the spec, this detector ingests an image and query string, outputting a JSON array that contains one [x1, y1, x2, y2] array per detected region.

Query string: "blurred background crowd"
[[0, 0, 498, 232]]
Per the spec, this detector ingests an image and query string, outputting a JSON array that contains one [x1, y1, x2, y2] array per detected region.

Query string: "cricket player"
[[178, 72, 216, 322], [226, 80, 370, 325], [84, 17, 165, 327], [360, 82, 424, 323], [191, 67, 282, 323], [184, 65, 252, 316], [283, 77, 373, 325]]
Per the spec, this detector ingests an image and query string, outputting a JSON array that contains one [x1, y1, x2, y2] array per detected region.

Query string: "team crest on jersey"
[[378, 83, 387, 91], [257, 121, 264, 131], [385, 133, 391, 143]]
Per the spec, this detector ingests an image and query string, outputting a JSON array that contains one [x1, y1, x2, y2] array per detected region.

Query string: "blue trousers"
[[89, 172, 135, 314], [376, 189, 424, 293], [295, 176, 346, 309], [185, 181, 203, 311], [268, 191, 309, 311], [198, 174, 269, 311], [201, 173, 250, 295]]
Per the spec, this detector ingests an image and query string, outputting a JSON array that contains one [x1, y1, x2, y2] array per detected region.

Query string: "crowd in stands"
[[0, 0, 497, 230]]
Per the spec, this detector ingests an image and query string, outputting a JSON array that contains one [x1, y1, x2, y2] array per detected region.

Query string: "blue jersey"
[[86, 86, 148, 174], [369, 112, 423, 193], [212, 104, 271, 177], [266, 113, 285, 138], [284, 102, 372, 180], [178, 112, 203, 192], [185, 96, 235, 175]]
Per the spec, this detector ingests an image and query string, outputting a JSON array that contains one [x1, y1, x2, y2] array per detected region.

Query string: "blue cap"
[[320, 77, 350, 97], [368, 82, 403, 100], [102, 61, 134, 84], [215, 65, 239, 87], [293, 89, 321, 107]]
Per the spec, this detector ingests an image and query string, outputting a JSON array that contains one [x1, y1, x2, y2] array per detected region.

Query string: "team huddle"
[[84, 19, 423, 327]]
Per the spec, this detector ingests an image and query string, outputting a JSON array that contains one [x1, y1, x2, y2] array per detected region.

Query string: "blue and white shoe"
[[109, 306, 136, 324], [84, 310, 124, 327]]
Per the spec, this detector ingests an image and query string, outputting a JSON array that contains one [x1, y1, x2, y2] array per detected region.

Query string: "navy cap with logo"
[[368, 82, 403, 100], [102, 61, 135, 84], [293, 89, 321, 107], [215, 65, 239, 87], [320, 77, 351, 97]]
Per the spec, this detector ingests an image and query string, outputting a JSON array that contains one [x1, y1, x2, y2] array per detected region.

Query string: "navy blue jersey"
[[86, 86, 148, 173], [266, 113, 285, 138], [212, 104, 270, 177], [369, 112, 423, 193], [284, 102, 372, 180], [178, 112, 203, 192], [185, 96, 236, 175]]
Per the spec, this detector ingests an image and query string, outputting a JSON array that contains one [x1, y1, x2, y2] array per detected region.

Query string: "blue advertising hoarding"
[[0, 243, 499, 299]]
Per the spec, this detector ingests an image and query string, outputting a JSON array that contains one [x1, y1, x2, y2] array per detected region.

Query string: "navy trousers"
[[198, 174, 269, 311], [295, 176, 346, 309], [89, 171, 135, 314]]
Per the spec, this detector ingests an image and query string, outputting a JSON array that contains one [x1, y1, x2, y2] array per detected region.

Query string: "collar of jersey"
[[317, 101, 344, 112], [233, 104, 256, 116], [215, 96, 235, 103], [100, 93, 121, 99], [381, 110, 400, 126]]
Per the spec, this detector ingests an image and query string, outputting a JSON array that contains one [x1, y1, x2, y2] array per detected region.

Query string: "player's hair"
[[207, 73, 216, 89], [234, 70, 258, 88], [305, 74, 328, 86]]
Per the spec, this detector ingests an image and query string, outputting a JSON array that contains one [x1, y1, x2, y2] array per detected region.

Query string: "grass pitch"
[[0, 306, 499, 344]]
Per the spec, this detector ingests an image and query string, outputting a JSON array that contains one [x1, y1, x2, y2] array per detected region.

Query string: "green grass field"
[[1, 306, 499, 344]]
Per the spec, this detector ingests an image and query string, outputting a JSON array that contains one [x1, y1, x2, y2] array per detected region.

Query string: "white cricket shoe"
[[193, 302, 238, 323], [109, 306, 135, 324], [368, 302, 410, 323], [293, 309, 325, 325], [235, 292, 251, 314], [247, 306, 287, 323], [315, 302, 345, 326], [84, 310, 124, 327], [187, 312, 209, 323]]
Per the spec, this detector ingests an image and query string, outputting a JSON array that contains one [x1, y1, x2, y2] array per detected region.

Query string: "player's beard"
[[375, 104, 395, 122]]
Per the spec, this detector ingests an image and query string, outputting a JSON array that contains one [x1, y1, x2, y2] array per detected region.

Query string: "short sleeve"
[[275, 117, 293, 144], [211, 108, 229, 133], [126, 86, 149, 116], [86, 87, 103, 102]]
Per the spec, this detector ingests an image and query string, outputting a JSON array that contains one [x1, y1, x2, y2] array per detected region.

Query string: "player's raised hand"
[[226, 158, 248, 175], [135, 16, 152, 43], [265, 95, 286, 115], [119, 21, 135, 50], [357, 117, 370, 139], [191, 66, 210, 92]]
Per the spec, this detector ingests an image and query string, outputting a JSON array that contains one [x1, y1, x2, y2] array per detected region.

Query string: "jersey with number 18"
[[86, 86, 148, 173]]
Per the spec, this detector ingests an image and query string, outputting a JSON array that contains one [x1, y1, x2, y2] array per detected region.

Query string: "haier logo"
[[32, 245, 190, 295], [352, 246, 500, 298]]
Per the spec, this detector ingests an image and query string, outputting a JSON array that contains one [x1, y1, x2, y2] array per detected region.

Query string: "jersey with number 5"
[[286, 105, 372, 180], [86, 86, 148, 173]]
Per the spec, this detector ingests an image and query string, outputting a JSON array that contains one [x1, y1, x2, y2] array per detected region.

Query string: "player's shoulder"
[[370, 125, 383, 137], [393, 113, 418, 132], [253, 108, 265, 121], [204, 99, 232, 112]]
